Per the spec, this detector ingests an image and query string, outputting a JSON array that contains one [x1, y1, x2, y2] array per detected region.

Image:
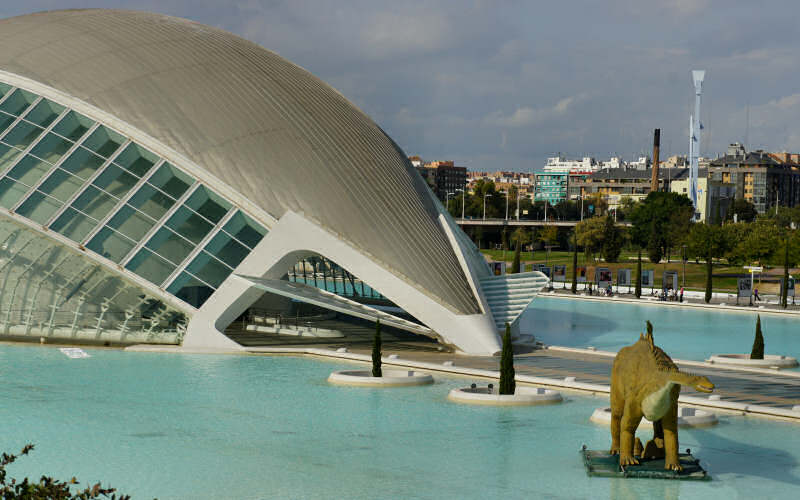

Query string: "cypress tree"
[[646, 320, 653, 337], [750, 315, 764, 360], [782, 236, 790, 309], [511, 232, 521, 274], [499, 323, 516, 395], [635, 249, 642, 298], [372, 319, 382, 377], [704, 254, 713, 304], [571, 230, 578, 294]]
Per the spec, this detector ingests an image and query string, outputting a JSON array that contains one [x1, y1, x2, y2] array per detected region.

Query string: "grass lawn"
[[480, 248, 792, 293]]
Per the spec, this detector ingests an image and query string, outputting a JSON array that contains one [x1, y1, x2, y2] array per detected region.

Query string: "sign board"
[[490, 262, 506, 276], [577, 266, 587, 283], [553, 265, 567, 282], [640, 270, 654, 288], [596, 267, 612, 289], [737, 278, 752, 298], [539, 266, 552, 279], [663, 271, 679, 291], [617, 269, 631, 287], [789, 277, 796, 298]]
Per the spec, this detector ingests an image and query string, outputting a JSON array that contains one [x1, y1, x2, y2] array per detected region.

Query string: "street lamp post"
[[483, 193, 492, 220], [580, 194, 584, 221], [682, 244, 687, 288], [516, 187, 521, 221], [505, 190, 509, 221], [446, 192, 454, 213]]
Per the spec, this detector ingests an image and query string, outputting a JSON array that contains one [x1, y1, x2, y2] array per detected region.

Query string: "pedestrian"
[[754, 287, 761, 302], [679, 287, 684, 303]]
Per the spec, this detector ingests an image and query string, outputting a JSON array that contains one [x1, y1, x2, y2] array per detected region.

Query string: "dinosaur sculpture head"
[[668, 371, 715, 393], [640, 324, 715, 393]]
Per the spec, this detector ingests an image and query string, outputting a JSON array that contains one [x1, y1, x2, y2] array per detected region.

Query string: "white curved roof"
[[0, 9, 480, 315]]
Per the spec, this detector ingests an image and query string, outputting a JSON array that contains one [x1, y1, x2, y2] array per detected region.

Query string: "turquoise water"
[[525, 296, 800, 363], [1, 344, 799, 499]]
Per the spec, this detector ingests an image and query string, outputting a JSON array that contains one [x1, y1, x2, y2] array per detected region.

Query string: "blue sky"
[[2, 1, 799, 171]]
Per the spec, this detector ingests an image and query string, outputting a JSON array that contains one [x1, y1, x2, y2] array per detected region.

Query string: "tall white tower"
[[689, 70, 705, 211]]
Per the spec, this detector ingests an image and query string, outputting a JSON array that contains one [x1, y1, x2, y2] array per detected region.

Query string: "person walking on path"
[[754, 287, 761, 302], [680, 287, 684, 303]]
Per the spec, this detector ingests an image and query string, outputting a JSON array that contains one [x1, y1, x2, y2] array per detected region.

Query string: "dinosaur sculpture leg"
[[662, 386, 682, 471], [642, 419, 666, 459], [609, 385, 623, 455], [619, 400, 642, 466]]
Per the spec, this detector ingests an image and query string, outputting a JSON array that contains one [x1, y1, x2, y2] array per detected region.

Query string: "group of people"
[[658, 286, 684, 302]]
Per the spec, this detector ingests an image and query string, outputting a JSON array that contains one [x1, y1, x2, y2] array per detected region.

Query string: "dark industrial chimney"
[[650, 128, 660, 192]]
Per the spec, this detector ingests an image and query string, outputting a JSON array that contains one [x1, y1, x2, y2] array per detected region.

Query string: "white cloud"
[[484, 94, 588, 128]]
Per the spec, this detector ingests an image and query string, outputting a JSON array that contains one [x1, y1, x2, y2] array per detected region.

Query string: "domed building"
[[0, 9, 547, 354]]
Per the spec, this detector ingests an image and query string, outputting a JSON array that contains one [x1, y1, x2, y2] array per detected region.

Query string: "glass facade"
[[0, 82, 268, 316]]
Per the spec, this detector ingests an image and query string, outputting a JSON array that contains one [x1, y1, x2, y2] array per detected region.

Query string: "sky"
[[2, 1, 799, 172]]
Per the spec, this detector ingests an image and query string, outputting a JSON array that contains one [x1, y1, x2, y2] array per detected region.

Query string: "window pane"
[[15, 191, 61, 224], [125, 248, 176, 286], [145, 227, 194, 265], [185, 186, 230, 224], [204, 231, 249, 268], [0, 143, 22, 170], [60, 147, 105, 179], [7, 155, 49, 186], [29, 133, 72, 165], [165, 206, 212, 244], [0, 178, 28, 208], [149, 163, 192, 199], [0, 82, 11, 98], [51, 207, 100, 242], [38, 168, 85, 201], [0, 112, 16, 133], [81, 126, 124, 158], [114, 143, 157, 177], [24, 99, 65, 128], [0, 88, 37, 116], [87, 227, 136, 263], [93, 164, 137, 198], [3, 121, 44, 150], [166, 271, 213, 308], [128, 184, 174, 221], [52, 111, 92, 141], [71, 185, 117, 221], [222, 211, 267, 249], [107, 205, 156, 242], [185, 251, 232, 288]]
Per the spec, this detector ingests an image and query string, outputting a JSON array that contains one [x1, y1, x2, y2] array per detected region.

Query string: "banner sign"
[[640, 270, 654, 287], [490, 262, 506, 276], [596, 267, 612, 289], [617, 269, 631, 286], [577, 266, 587, 283], [663, 271, 679, 291], [788, 277, 795, 298], [553, 265, 567, 282], [540, 266, 552, 279], [737, 278, 752, 298]]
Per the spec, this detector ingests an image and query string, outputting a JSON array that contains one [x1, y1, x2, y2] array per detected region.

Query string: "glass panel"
[[29, 133, 72, 165], [0, 88, 38, 116], [60, 147, 105, 179], [165, 206, 212, 244], [70, 185, 117, 221], [87, 227, 136, 263], [37, 169, 85, 201], [185, 186, 230, 224], [0, 143, 22, 170], [2, 121, 44, 150], [0, 112, 16, 133], [114, 143, 157, 177], [148, 162, 192, 199], [7, 155, 49, 186], [185, 251, 232, 288], [24, 99, 65, 128], [0, 82, 11, 98], [128, 184, 174, 221], [81, 126, 124, 158], [52, 111, 93, 141], [93, 164, 137, 198], [50, 207, 99, 242], [107, 205, 156, 242], [0, 178, 28, 208], [145, 227, 194, 265], [15, 191, 61, 224], [167, 272, 214, 308], [125, 248, 176, 285], [222, 211, 267, 249], [204, 231, 249, 268]]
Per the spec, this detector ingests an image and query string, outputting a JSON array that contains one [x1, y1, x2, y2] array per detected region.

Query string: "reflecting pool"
[[525, 296, 800, 363], [0, 344, 799, 499]]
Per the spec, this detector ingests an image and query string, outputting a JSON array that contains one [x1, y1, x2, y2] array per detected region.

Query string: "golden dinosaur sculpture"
[[609, 322, 714, 471]]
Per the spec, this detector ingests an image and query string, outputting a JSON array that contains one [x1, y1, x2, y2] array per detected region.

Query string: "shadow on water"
[[519, 308, 619, 347]]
